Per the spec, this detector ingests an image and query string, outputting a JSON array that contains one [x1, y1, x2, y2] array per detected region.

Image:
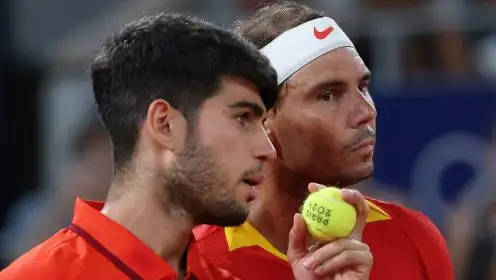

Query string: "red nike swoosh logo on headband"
[[313, 26, 334, 40]]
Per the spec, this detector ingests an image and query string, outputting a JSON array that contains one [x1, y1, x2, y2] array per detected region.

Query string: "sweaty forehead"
[[287, 47, 369, 92]]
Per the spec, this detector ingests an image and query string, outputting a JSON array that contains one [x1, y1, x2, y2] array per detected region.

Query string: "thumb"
[[287, 213, 309, 265]]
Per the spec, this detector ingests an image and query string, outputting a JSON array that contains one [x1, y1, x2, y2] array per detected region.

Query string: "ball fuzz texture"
[[301, 187, 357, 241]]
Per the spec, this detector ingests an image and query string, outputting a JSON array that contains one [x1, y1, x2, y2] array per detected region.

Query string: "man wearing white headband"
[[194, 2, 454, 280]]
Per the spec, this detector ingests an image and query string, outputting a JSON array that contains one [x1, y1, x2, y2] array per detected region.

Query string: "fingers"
[[294, 184, 373, 279], [307, 184, 370, 240], [308, 183, 325, 193], [287, 213, 309, 265], [340, 189, 369, 240], [314, 245, 373, 277], [302, 238, 368, 269]]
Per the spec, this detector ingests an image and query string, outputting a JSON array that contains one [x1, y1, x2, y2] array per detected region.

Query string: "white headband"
[[261, 17, 355, 85]]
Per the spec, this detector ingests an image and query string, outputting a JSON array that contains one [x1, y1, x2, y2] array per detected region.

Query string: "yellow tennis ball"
[[301, 187, 357, 241]]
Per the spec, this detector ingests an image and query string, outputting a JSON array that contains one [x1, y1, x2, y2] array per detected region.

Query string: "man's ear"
[[143, 99, 177, 151]]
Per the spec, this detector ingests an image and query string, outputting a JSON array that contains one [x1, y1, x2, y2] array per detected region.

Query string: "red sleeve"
[[0, 255, 67, 280], [406, 210, 454, 280]]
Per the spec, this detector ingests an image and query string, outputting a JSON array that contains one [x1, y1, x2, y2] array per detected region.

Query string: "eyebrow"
[[228, 101, 265, 117], [306, 71, 372, 94], [361, 72, 372, 83]]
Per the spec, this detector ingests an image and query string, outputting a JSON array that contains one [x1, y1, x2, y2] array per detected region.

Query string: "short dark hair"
[[233, 1, 325, 49], [91, 12, 277, 171], [233, 1, 324, 111]]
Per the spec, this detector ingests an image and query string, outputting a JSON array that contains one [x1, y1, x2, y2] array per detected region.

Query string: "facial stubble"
[[164, 137, 249, 227]]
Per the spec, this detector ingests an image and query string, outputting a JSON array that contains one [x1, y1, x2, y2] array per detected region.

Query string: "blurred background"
[[0, 0, 495, 278]]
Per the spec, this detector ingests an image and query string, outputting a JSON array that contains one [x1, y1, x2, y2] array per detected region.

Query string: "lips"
[[350, 138, 376, 152], [242, 173, 265, 202], [242, 173, 266, 187]]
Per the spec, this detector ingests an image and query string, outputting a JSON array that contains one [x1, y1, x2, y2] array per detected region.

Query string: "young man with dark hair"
[[0, 12, 374, 280], [194, 2, 454, 280], [0, 12, 278, 280]]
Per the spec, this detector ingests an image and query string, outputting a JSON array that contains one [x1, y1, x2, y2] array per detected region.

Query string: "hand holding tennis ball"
[[301, 185, 357, 241], [288, 184, 372, 279]]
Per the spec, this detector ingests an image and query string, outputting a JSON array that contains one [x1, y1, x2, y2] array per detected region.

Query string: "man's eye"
[[235, 112, 252, 125], [320, 90, 336, 102], [359, 82, 369, 94]]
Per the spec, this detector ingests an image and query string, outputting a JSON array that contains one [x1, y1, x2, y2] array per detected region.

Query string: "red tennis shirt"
[[0, 199, 237, 280], [193, 197, 454, 280]]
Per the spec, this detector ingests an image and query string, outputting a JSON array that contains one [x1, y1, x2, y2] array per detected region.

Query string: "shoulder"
[[0, 229, 84, 279], [368, 197, 444, 238], [367, 197, 454, 277]]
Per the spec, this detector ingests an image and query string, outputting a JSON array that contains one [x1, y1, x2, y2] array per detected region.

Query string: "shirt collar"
[[72, 198, 206, 279], [224, 198, 391, 261]]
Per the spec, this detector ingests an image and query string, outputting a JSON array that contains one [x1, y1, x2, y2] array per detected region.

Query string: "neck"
[[101, 174, 193, 275], [248, 159, 310, 254]]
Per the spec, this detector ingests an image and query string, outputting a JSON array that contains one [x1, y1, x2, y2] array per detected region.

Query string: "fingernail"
[[302, 257, 314, 269], [315, 183, 325, 189], [314, 265, 323, 275], [341, 188, 354, 196]]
